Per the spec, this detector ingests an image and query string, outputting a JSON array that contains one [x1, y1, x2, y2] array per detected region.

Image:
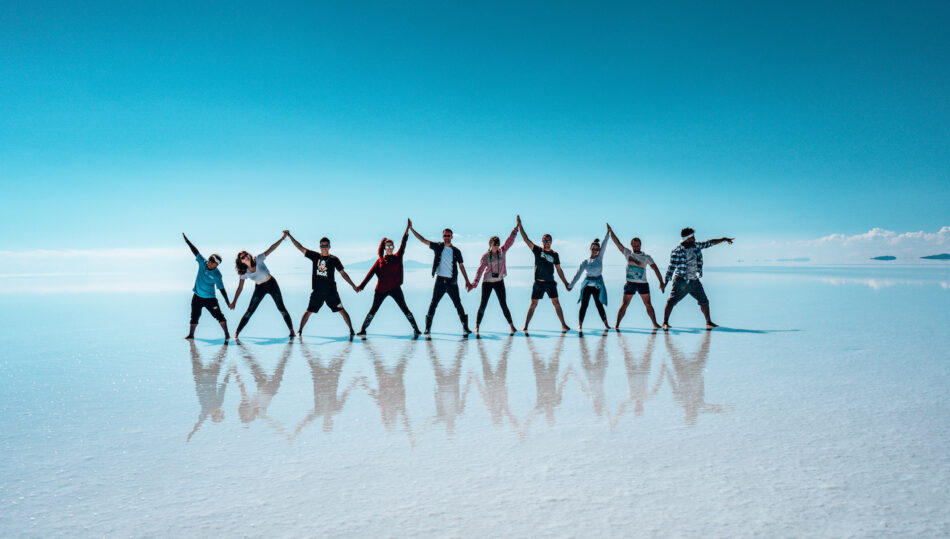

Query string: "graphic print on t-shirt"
[[316, 259, 328, 277], [623, 249, 654, 283]]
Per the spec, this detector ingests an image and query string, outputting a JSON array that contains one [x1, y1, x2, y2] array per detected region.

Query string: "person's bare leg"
[[185, 324, 197, 339], [701, 305, 717, 329], [219, 321, 230, 344], [552, 298, 570, 332], [338, 308, 355, 336], [662, 302, 674, 331], [640, 294, 661, 329], [298, 311, 313, 336], [615, 295, 632, 331], [523, 299, 539, 332]]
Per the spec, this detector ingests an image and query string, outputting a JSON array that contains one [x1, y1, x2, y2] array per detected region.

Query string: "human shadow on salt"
[[426, 339, 472, 439], [611, 333, 665, 430], [363, 340, 417, 447], [473, 336, 520, 431], [664, 332, 734, 426], [234, 341, 293, 437], [294, 342, 358, 436], [187, 341, 231, 442], [576, 335, 608, 419], [521, 335, 573, 436]]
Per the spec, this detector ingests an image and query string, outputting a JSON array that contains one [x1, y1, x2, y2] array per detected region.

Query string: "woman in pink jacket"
[[467, 221, 519, 336]]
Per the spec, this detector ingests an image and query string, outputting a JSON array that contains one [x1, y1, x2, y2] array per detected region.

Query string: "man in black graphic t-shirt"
[[285, 231, 359, 338], [517, 215, 572, 333]]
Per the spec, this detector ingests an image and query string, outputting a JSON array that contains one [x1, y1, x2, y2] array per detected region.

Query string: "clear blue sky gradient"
[[2, 1, 948, 251]]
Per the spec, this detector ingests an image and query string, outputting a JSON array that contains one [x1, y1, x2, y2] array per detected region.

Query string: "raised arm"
[[182, 233, 199, 256], [501, 224, 518, 253], [283, 230, 308, 255], [706, 237, 735, 247], [263, 231, 288, 256], [408, 218, 431, 247], [397, 228, 409, 257], [597, 231, 610, 261], [517, 215, 535, 250], [607, 224, 625, 253]]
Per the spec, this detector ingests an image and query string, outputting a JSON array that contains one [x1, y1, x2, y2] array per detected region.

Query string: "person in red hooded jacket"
[[355, 219, 422, 338]]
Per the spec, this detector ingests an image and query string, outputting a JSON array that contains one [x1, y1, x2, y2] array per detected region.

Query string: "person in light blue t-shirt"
[[183, 233, 231, 343]]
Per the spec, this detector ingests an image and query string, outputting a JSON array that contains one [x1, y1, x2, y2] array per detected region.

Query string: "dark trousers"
[[579, 286, 607, 324], [665, 277, 710, 310], [190, 294, 226, 324], [236, 278, 295, 334], [476, 280, 513, 326], [426, 277, 466, 327], [360, 287, 419, 331]]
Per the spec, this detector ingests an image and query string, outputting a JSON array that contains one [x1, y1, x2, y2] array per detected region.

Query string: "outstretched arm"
[[357, 263, 377, 291], [458, 262, 472, 288], [408, 219, 431, 247], [568, 261, 586, 290], [706, 237, 734, 247], [650, 263, 664, 287], [283, 230, 308, 255], [230, 279, 245, 309], [556, 264, 570, 288], [218, 287, 231, 306], [338, 269, 358, 291], [182, 233, 199, 256], [517, 215, 535, 250], [397, 228, 409, 257], [607, 224, 625, 253], [263, 231, 289, 256], [502, 224, 518, 253]]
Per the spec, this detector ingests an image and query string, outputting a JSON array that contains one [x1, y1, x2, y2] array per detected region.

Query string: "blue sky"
[[2, 1, 948, 256]]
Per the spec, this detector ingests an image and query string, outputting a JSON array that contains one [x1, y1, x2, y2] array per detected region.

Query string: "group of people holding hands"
[[183, 217, 733, 343]]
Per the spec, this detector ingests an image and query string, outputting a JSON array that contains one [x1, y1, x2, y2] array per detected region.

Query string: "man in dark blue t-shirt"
[[516, 216, 571, 333]]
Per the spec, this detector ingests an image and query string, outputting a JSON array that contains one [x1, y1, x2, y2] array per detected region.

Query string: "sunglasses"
[[542, 239, 552, 243], [320, 244, 330, 248], [443, 234, 452, 238]]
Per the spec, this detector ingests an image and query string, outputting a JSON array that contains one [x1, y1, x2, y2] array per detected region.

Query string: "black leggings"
[[361, 287, 419, 331], [579, 286, 607, 325], [476, 281, 512, 326], [236, 278, 295, 334]]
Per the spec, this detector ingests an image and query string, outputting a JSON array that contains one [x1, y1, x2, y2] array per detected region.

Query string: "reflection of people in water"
[[664, 332, 732, 426], [473, 337, 519, 429], [612, 333, 665, 428], [527, 335, 571, 426], [364, 340, 416, 445], [187, 341, 230, 441], [235, 342, 292, 426], [295, 342, 356, 435], [427, 340, 471, 438], [578, 335, 608, 417]]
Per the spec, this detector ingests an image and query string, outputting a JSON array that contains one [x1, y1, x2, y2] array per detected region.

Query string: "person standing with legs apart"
[[567, 228, 611, 333], [182, 233, 231, 343], [355, 220, 422, 338], [607, 224, 665, 330], [231, 232, 297, 340], [284, 230, 359, 338], [517, 215, 571, 333], [410, 220, 472, 338], [661, 227, 734, 331], [467, 221, 519, 337]]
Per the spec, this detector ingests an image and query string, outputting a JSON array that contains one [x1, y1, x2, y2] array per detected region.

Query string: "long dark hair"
[[235, 251, 253, 275], [377, 238, 391, 261]]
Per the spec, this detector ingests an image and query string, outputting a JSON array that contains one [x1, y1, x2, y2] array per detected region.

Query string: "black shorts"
[[531, 281, 558, 300], [191, 294, 226, 324], [307, 289, 343, 313], [623, 282, 650, 296]]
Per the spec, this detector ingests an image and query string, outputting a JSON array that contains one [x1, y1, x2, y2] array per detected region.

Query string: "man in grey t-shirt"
[[608, 225, 665, 330]]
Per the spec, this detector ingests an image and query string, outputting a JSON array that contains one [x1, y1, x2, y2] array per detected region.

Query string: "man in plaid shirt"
[[661, 227, 734, 331]]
